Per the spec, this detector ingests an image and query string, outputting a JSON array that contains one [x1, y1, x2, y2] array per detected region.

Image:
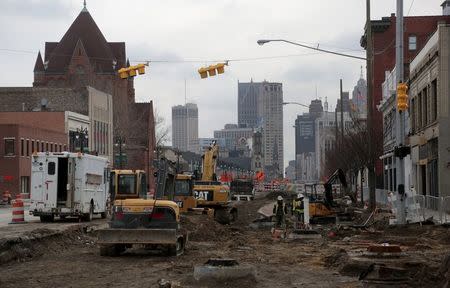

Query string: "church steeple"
[[82, 0, 88, 12], [33, 51, 45, 72]]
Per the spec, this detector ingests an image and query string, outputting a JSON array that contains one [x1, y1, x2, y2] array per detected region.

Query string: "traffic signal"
[[117, 63, 148, 79], [397, 82, 408, 112], [198, 62, 227, 79]]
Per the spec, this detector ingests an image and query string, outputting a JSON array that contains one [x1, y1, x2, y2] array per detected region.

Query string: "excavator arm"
[[201, 141, 219, 181]]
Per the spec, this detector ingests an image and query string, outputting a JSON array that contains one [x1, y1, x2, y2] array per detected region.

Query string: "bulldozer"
[[97, 168, 187, 257]]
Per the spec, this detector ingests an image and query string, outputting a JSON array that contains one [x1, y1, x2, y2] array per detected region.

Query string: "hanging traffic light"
[[117, 63, 148, 79], [198, 62, 228, 79], [397, 82, 408, 112]]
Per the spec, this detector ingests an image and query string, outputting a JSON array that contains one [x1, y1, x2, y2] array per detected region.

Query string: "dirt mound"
[[182, 215, 232, 242], [0, 227, 95, 265]]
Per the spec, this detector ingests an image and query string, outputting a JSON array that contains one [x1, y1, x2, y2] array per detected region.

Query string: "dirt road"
[[0, 195, 449, 288]]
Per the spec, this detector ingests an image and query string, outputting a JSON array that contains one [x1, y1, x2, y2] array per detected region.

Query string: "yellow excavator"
[[308, 168, 350, 223], [97, 169, 187, 256], [164, 142, 237, 224]]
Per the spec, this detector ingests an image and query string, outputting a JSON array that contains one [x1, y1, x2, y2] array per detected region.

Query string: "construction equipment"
[[230, 178, 255, 201], [98, 166, 187, 257], [192, 141, 237, 224], [109, 170, 147, 201], [308, 169, 349, 223]]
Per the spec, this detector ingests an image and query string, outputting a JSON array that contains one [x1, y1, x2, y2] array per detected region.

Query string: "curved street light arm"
[[282, 101, 310, 108], [257, 39, 366, 61]]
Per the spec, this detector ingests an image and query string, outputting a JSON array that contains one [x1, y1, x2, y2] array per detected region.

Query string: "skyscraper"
[[172, 103, 199, 153], [238, 80, 283, 179], [238, 80, 263, 128]]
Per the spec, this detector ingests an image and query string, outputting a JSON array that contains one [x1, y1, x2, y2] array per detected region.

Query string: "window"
[[41, 142, 44, 152], [21, 139, 24, 156], [26, 139, 30, 156], [20, 176, 29, 194], [31, 140, 35, 153], [48, 162, 56, 175], [4, 138, 15, 156], [431, 79, 437, 121], [46, 142, 48, 152], [36, 141, 40, 152], [409, 35, 417, 51]]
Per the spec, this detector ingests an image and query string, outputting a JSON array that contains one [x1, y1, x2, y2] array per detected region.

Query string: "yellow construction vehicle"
[[109, 170, 147, 201], [98, 169, 187, 256], [192, 141, 237, 224], [308, 169, 350, 223]]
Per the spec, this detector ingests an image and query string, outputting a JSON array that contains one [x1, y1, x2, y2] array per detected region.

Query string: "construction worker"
[[273, 195, 287, 228], [292, 194, 305, 225]]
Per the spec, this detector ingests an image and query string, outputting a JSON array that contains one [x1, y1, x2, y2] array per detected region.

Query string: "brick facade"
[[361, 14, 450, 182], [0, 112, 67, 197]]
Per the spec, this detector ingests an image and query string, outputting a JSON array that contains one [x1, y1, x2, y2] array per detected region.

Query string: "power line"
[[407, 0, 415, 16], [0, 47, 365, 64]]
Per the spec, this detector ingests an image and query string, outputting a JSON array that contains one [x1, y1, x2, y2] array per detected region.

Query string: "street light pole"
[[282, 101, 310, 109], [395, 0, 406, 224], [115, 136, 126, 169], [257, 39, 366, 61]]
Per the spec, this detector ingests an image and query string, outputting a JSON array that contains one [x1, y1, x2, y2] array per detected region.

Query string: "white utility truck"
[[30, 152, 110, 222]]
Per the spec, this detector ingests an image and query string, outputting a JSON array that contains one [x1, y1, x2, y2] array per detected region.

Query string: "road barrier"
[[10, 195, 25, 224]]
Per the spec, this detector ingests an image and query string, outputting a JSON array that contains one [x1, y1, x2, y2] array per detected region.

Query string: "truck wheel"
[[40, 215, 54, 223], [100, 212, 107, 219]]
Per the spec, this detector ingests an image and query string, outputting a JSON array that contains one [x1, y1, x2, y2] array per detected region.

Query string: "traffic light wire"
[[0, 48, 365, 65]]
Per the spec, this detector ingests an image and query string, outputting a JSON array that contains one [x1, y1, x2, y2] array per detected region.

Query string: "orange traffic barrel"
[[10, 196, 26, 224]]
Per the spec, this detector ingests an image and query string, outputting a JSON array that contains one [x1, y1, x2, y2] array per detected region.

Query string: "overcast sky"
[[0, 0, 443, 169]]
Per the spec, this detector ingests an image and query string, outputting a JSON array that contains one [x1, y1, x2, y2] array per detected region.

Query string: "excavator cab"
[[173, 174, 197, 212]]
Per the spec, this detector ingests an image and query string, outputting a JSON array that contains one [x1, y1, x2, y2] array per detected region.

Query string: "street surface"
[[0, 192, 449, 288]]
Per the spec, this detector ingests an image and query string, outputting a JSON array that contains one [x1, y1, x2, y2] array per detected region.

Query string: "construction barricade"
[[10, 194, 26, 224]]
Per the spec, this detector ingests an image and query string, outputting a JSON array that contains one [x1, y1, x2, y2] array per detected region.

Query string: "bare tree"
[[155, 108, 170, 148], [324, 111, 382, 204]]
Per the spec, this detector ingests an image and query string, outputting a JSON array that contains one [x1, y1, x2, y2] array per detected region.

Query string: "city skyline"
[[0, 0, 444, 169]]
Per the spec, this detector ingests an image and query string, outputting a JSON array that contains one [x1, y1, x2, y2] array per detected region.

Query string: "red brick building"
[[0, 5, 156, 192], [361, 11, 450, 185], [0, 112, 67, 197]]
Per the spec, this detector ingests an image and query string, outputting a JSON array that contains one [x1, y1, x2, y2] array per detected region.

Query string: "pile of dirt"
[[323, 248, 349, 268], [0, 227, 95, 265], [181, 215, 232, 242]]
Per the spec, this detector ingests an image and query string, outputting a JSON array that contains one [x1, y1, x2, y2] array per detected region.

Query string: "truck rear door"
[[45, 158, 58, 208], [31, 158, 45, 202]]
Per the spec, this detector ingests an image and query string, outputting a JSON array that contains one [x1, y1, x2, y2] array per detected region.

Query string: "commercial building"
[[361, 7, 450, 185], [0, 3, 156, 191], [238, 80, 263, 128], [237, 80, 284, 179], [0, 86, 113, 162], [409, 24, 450, 198], [294, 99, 323, 181], [213, 124, 253, 151], [172, 103, 199, 153], [352, 71, 367, 118], [0, 111, 90, 197]]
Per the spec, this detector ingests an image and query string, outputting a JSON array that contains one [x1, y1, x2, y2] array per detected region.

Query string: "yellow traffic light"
[[207, 65, 217, 77], [118, 68, 129, 79], [198, 67, 208, 79], [216, 63, 225, 74], [136, 64, 146, 75], [198, 62, 228, 79], [117, 63, 148, 79], [128, 66, 137, 77], [397, 83, 408, 112]]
